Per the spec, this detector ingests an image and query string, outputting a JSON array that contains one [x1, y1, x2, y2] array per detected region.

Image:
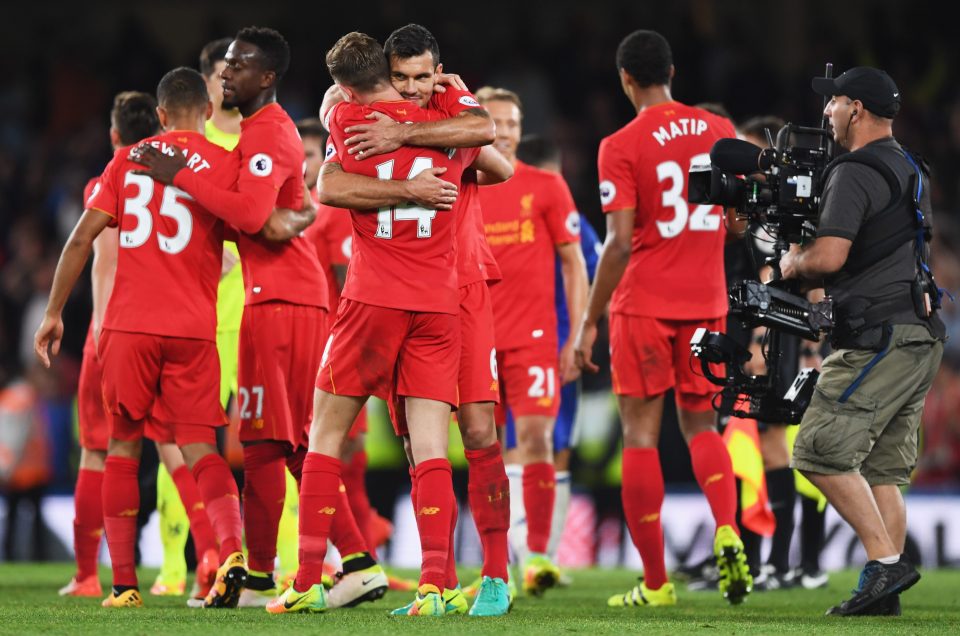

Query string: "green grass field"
[[1, 564, 958, 635]]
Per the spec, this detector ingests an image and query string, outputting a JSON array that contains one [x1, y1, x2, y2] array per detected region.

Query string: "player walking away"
[[475, 87, 589, 598], [134, 28, 389, 609], [501, 133, 602, 590], [59, 92, 159, 599], [318, 23, 514, 615], [34, 67, 299, 609], [574, 30, 751, 607], [267, 31, 477, 616]]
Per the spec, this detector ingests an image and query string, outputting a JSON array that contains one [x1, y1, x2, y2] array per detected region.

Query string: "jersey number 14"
[[374, 157, 438, 239]]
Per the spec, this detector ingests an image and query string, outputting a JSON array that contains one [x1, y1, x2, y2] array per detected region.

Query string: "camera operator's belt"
[[831, 295, 911, 351]]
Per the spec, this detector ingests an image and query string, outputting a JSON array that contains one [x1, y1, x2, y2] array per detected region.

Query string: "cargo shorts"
[[791, 324, 943, 485]]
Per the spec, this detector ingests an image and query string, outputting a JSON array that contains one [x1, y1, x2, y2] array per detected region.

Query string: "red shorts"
[[493, 342, 561, 425], [318, 299, 460, 435], [140, 418, 216, 446], [238, 302, 327, 449], [609, 313, 723, 411], [98, 329, 226, 445], [77, 344, 108, 451], [458, 282, 500, 405]]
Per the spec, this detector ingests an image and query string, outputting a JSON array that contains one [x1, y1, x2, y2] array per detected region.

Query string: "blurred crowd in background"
[[2, 0, 959, 560]]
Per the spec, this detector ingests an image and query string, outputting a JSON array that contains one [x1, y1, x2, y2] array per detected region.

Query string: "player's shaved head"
[[384, 23, 440, 68], [326, 32, 390, 92], [616, 30, 672, 87], [157, 67, 209, 115], [111, 91, 160, 146], [235, 26, 291, 79]]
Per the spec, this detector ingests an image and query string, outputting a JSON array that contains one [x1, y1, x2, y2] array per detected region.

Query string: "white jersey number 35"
[[120, 172, 194, 254]]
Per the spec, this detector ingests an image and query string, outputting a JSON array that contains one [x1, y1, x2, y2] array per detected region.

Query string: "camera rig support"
[[688, 64, 840, 424]]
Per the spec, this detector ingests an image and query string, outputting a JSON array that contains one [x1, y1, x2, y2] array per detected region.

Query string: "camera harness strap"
[[827, 147, 941, 404]]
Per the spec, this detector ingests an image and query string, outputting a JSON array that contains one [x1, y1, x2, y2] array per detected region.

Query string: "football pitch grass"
[[1, 564, 958, 635]]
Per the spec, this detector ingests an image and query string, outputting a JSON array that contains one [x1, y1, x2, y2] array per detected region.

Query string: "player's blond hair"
[[326, 31, 389, 92], [476, 86, 523, 116]]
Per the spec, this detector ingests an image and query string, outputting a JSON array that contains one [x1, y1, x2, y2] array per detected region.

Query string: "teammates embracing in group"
[[38, 24, 810, 616]]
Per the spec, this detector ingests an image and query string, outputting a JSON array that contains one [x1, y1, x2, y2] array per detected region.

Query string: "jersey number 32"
[[656, 154, 719, 239]]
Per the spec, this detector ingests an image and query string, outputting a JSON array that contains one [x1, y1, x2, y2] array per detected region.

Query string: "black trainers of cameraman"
[[753, 564, 795, 591], [825, 556, 918, 616]]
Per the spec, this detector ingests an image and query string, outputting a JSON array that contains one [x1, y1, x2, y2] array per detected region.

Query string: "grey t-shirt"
[[816, 137, 935, 329]]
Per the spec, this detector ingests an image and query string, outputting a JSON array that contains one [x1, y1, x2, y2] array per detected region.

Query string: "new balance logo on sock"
[[704, 473, 724, 486], [318, 507, 336, 515], [119, 509, 139, 517], [192, 503, 205, 512], [640, 513, 660, 523], [487, 491, 506, 503], [538, 480, 555, 489], [419, 507, 441, 516]]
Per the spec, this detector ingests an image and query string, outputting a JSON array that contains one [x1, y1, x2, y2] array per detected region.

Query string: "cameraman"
[[780, 67, 945, 617]]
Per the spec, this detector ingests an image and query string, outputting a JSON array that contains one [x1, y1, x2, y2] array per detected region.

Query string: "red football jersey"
[[304, 186, 353, 310], [598, 101, 736, 319], [87, 131, 239, 341], [326, 100, 478, 314], [479, 160, 580, 350], [82, 176, 101, 356], [428, 88, 502, 286], [174, 103, 328, 310]]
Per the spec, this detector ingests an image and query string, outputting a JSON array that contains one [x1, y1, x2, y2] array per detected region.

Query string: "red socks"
[[295, 452, 341, 590], [242, 443, 287, 573], [192, 453, 243, 560], [329, 483, 369, 557], [342, 450, 377, 558], [465, 442, 510, 581], [522, 462, 555, 554], [622, 447, 668, 589], [170, 465, 218, 562], [689, 430, 739, 533], [74, 468, 104, 581], [102, 457, 139, 588], [414, 458, 455, 590], [445, 492, 459, 589]]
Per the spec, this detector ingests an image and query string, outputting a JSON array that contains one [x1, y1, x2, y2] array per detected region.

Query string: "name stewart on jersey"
[[141, 139, 215, 173]]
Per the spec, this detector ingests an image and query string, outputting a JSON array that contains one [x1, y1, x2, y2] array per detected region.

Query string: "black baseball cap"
[[811, 66, 901, 119]]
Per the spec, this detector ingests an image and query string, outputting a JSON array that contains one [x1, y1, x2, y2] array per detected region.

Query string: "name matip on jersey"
[[598, 101, 736, 319]]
